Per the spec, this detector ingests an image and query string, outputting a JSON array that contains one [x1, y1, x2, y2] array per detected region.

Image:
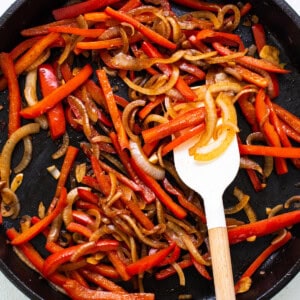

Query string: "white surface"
[[0, 0, 300, 299]]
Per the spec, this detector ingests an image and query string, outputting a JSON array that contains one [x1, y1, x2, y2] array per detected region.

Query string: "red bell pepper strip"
[[104, 7, 177, 50], [63, 279, 155, 300], [235, 230, 292, 292], [11, 188, 67, 245], [251, 23, 266, 53], [38, 64, 66, 140], [142, 107, 205, 144], [109, 131, 156, 203], [228, 210, 300, 244], [96, 69, 129, 150], [155, 258, 193, 280], [196, 29, 245, 51], [119, 0, 142, 12], [52, 0, 119, 20], [171, 0, 221, 12], [0, 52, 22, 136], [20, 64, 92, 118], [238, 144, 300, 158], [126, 243, 176, 276], [212, 42, 290, 74], [255, 89, 287, 174], [107, 251, 131, 281], [9, 36, 41, 59], [43, 239, 119, 277], [130, 158, 187, 219], [163, 178, 206, 224], [280, 120, 300, 143], [6, 228, 68, 287], [77, 188, 99, 204]]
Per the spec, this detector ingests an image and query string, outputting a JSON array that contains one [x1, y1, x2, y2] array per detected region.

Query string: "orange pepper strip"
[[120, 0, 142, 11], [21, 19, 78, 36], [9, 36, 41, 59], [238, 144, 300, 158], [161, 123, 205, 156], [0, 52, 22, 136], [273, 102, 300, 135], [80, 269, 126, 292], [14, 32, 60, 75], [84, 12, 111, 22], [87, 264, 120, 280], [107, 251, 131, 281], [63, 279, 155, 300], [11, 188, 68, 245], [48, 26, 105, 38], [66, 222, 93, 239], [104, 6, 177, 50], [212, 42, 290, 74], [20, 64, 93, 118], [96, 69, 129, 149], [236, 231, 292, 289], [142, 107, 205, 144], [55, 145, 79, 197]]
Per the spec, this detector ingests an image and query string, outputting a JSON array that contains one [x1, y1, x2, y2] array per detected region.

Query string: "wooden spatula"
[[173, 135, 240, 300]]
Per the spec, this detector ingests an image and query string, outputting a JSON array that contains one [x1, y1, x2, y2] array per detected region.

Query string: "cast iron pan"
[[0, 1, 300, 299]]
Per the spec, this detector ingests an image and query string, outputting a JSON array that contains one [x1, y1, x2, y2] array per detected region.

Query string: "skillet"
[[0, 0, 300, 299]]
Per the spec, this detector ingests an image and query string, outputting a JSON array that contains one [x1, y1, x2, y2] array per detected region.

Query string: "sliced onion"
[[0, 123, 40, 188], [129, 139, 165, 180]]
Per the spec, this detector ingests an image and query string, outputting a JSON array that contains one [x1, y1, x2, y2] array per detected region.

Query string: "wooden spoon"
[[173, 135, 240, 300]]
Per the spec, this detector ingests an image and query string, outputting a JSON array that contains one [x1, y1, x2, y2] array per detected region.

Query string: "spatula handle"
[[208, 227, 236, 300]]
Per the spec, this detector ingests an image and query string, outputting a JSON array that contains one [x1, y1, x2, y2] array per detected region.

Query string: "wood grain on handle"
[[208, 227, 236, 300]]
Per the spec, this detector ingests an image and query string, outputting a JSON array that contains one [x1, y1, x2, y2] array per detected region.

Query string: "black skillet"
[[0, 1, 300, 299]]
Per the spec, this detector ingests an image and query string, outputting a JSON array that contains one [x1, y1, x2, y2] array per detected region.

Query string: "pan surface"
[[0, 1, 300, 299]]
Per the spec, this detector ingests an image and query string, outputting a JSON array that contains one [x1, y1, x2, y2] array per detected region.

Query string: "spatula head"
[[173, 135, 240, 229]]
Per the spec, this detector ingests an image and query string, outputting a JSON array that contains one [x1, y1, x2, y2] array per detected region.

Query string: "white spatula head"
[[173, 135, 240, 229]]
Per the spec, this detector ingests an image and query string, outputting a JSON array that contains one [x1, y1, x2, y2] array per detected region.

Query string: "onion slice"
[[129, 139, 165, 180]]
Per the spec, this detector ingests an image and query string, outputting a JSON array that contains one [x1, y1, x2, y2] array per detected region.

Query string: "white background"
[[0, 0, 300, 299]]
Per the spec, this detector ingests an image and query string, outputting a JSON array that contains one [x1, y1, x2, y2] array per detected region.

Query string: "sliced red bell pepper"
[[43, 239, 119, 277], [6, 228, 68, 287], [196, 29, 245, 51], [20, 64, 93, 118], [171, 0, 221, 12], [255, 89, 287, 174], [141, 41, 197, 101], [126, 243, 176, 276], [130, 158, 187, 219], [63, 279, 155, 300], [11, 187, 67, 245], [235, 230, 292, 293], [87, 264, 120, 280], [251, 23, 266, 53], [52, 0, 119, 20], [66, 221, 93, 238], [38, 64, 66, 139], [228, 210, 300, 244], [0, 52, 22, 136]]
